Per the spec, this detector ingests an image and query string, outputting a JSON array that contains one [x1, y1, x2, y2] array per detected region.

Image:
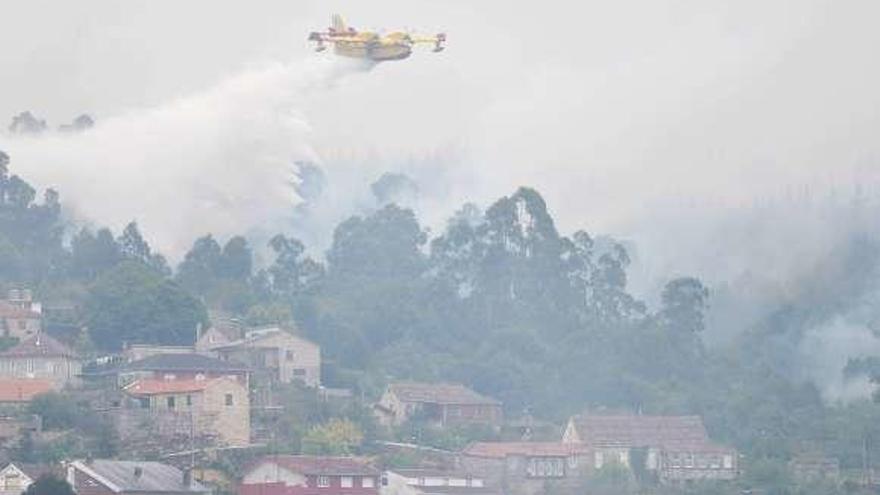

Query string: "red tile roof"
[[0, 379, 54, 402], [568, 414, 711, 449], [388, 382, 501, 406], [462, 442, 588, 459], [0, 334, 75, 358], [250, 456, 379, 476], [124, 378, 215, 396]]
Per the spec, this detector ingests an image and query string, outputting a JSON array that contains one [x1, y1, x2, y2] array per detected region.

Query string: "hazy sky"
[[3, 0, 880, 284]]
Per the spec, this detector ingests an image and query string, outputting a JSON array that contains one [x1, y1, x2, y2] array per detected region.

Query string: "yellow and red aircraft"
[[308, 15, 446, 62]]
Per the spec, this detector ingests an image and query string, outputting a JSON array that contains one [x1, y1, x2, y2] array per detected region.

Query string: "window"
[[362, 477, 375, 488], [17, 321, 26, 331], [186, 395, 193, 406], [317, 476, 330, 487], [526, 458, 564, 478], [139, 397, 150, 409], [286, 350, 294, 361], [225, 394, 234, 406], [723, 455, 733, 469], [167, 396, 176, 409], [293, 369, 306, 376], [683, 454, 694, 468], [340, 477, 353, 488]]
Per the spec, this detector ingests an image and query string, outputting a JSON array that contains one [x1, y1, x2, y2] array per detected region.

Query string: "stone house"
[[458, 442, 591, 495], [561, 414, 738, 483], [239, 455, 380, 495], [0, 289, 41, 340], [374, 382, 502, 427], [119, 376, 250, 447], [0, 462, 58, 495], [0, 334, 81, 387], [213, 327, 321, 387], [381, 468, 500, 495], [66, 459, 209, 495]]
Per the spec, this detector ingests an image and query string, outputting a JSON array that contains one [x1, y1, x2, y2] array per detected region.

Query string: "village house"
[[458, 442, 591, 495], [0, 334, 81, 387], [66, 459, 210, 495], [374, 382, 502, 427], [561, 413, 738, 483], [212, 327, 321, 387], [117, 353, 251, 388], [0, 289, 41, 340], [381, 468, 500, 495], [0, 462, 57, 495], [118, 375, 250, 447], [239, 455, 380, 495]]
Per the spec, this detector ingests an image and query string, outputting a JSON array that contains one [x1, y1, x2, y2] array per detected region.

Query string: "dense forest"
[[3, 147, 880, 494]]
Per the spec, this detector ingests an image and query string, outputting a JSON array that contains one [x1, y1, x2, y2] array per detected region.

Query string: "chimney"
[[134, 466, 143, 479]]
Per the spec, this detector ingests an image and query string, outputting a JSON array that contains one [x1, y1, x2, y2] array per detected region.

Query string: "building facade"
[[0, 334, 81, 387], [213, 327, 321, 387], [374, 382, 502, 427], [119, 376, 250, 447], [239, 456, 380, 495], [561, 414, 738, 483], [0, 289, 41, 340], [381, 469, 499, 495], [458, 442, 591, 495]]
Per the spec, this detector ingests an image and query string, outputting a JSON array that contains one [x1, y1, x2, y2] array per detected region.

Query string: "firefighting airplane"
[[308, 15, 446, 62]]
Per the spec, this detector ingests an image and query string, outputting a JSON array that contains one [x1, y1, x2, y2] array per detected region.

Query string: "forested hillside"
[[3, 148, 880, 493]]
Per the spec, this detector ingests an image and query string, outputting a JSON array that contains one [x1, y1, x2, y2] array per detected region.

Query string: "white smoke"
[[2, 56, 373, 256], [800, 319, 880, 403]]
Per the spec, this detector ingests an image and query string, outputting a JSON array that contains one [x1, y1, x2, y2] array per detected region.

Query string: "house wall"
[[459, 454, 590, 495], [1, 317, 40, 340], [116, 378, 250, 448], [219, 332, 320, 388], [659, 451, 737, 482], [239, 474, 378, 495], [0, 464, 34, 495], [441, 404, 502, 426], [375, 390, 407, 426], [0, 356, 81, 387]]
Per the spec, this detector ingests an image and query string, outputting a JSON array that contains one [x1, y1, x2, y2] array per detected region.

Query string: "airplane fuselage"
[[333, 39, 413, 61]]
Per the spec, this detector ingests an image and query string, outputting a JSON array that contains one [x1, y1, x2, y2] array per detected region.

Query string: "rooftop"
[[462, 442, 588, 459], [251, 455, 379, 476], [215, 327, 318, 351], [124, 377, 236, 396], [123, 353, 250, 373], [71, 459, 208, 493], [0, 334, 75, 359], [568, 414, 713, 449], [387, 382, 501, 406], [0, 379, 54, 403]]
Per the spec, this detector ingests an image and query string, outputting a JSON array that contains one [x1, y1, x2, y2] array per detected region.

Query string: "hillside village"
[[3, 152, 878, 495], [0, 287, 752, 495]]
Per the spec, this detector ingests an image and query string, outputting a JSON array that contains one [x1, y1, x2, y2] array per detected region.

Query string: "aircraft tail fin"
[[331, 14, 347, 33]]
